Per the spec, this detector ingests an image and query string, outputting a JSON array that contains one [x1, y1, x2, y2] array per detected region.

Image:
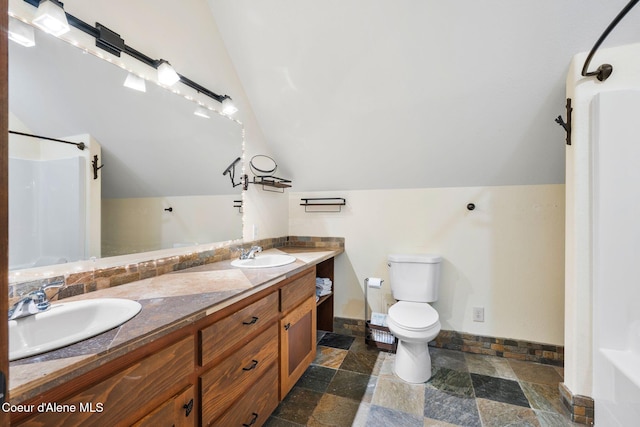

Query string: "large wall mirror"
[[8, 19, 243, 272]]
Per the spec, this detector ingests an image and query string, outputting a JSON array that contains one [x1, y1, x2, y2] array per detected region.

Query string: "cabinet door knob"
[[242, 412, 259, 426], [242, 316, 259, 325], [183, 398, 194, 417], [284, 322, 291, 330], [242, 359, 259, 371]]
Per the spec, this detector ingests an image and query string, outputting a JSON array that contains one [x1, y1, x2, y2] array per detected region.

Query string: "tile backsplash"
[[8, 236, 344, 306]]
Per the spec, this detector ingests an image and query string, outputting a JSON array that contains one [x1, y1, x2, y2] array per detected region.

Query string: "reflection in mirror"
[[8, 21, 243, 271]]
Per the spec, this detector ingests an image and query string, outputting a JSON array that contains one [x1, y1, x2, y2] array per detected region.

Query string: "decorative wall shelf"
[[300, 198, 346, 212]]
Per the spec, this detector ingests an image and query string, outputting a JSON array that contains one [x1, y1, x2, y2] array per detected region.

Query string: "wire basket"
[[365, 321, 397, 353]]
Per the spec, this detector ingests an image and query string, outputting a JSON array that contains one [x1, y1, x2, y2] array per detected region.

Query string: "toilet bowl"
[[387, 253, 442, 383], [387, 301, 441, 383]]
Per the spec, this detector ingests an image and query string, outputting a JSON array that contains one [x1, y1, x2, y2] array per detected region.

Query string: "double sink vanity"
[[7, 247, 341, 426]]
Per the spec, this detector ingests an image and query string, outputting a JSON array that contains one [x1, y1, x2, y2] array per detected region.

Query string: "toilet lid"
[[389, 301, 439, 331]]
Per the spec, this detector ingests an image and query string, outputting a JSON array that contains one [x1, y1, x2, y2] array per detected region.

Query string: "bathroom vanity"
[[8, 248, 340, 426]]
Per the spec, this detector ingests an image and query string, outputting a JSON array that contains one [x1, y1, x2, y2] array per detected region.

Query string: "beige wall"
[[102, 194, 242, 256], [290, 184, 565, 345]]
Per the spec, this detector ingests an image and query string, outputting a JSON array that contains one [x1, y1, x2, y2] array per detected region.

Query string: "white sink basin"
[[231, 254, 297, 269], [9, 298, 142, 361]]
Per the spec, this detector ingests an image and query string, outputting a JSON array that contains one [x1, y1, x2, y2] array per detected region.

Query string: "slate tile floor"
[[266, 332, 580, 427]]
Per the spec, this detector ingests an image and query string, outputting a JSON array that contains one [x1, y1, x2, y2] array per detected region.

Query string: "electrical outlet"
[[473, 307, 484, 322]]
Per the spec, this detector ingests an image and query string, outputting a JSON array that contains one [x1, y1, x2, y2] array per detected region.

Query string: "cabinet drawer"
[[206, 365, 279, 427], [17, 336, 195, 427], [280, 268, 316, 313], [200, 323, 278, 423], [133, 385, 195, 427], [200, 292, 278, 366]]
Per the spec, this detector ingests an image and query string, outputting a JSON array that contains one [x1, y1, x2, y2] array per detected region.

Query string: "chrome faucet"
[[8, 281, 66, 321], [239, 245, 263, 260]]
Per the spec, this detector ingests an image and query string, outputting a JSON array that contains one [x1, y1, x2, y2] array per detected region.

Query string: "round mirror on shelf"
[[250, 155, 277, 177]]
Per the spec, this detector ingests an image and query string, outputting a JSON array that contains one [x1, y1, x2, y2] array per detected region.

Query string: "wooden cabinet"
[[133, 385, 196, 427], [199, 291, 280, 426], [16, 336, 195, 426], [12, 258, 336, 427], [280, 296, 316, 398], [200, 323, 278, 425], [279, 268, 317, 399], [208, 365, 279, 427], [200, 292, 279, 366]]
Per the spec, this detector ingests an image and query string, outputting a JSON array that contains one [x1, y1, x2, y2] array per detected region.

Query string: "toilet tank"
[[388, 254, 442, 303]]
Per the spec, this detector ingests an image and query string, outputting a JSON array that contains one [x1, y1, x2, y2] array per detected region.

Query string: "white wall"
[[290, 184, 565, 345], [210, 0, 640, 193], [565, 41, 640, 400]]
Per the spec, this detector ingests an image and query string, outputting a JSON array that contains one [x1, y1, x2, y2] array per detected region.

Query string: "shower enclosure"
[[8, 131, 100, 271], [591, 89, 640, 426]]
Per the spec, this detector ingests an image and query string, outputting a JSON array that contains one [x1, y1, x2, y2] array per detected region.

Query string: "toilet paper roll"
[[366, 277, 383, 288]]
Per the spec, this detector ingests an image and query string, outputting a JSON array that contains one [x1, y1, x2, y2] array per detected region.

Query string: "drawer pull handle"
[[183, 398, 194, 417], [242, 316, 259, 325], [243, 412, 259, 426], [284, 322, 291, 330], [242, 359, 259, 371]]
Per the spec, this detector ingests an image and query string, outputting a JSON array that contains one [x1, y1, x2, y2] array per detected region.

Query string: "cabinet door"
[[280, 296, 317, 399], [133, 385, 195, 427]]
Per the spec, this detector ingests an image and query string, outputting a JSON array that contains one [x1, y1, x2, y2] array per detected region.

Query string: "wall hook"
[[467, 203, 476, 211], [92, 155, 104, 180], [555, 98, 572, 145], [164, 207, 173, 212]]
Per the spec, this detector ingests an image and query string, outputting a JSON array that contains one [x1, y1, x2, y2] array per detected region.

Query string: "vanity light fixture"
[[21, 0, 238, 113], [123, 73, 146, 92], [194, 106, 211, 119], [221, 96, 238, 115], [32, 0, 70, 37], [156, 60, 181, 86], [8, 17, 36, 47]]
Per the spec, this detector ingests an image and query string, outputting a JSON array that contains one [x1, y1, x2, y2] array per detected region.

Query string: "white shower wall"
[[8, 127, 102, 270], [9, 156, 86, 269], [591, 90, 640, 426], [565, 41, 640, 402]]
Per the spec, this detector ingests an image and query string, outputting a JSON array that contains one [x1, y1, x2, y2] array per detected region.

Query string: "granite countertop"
[[9, 247, 342, 404]]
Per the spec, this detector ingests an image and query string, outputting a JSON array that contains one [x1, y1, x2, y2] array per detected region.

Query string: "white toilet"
[[386, 254, 442, 383]]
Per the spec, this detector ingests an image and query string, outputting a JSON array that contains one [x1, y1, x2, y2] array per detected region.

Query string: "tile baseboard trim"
[[332, 318, 564, 368], [559, 382, 594, 425], [333, 317, 366, 336], [431, 329, 564, 367]]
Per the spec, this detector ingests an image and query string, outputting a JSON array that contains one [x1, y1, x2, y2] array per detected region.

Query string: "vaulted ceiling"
[[208, 0, 640, 191]]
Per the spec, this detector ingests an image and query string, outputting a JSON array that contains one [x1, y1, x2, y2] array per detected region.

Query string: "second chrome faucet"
[[239, 245, 263, 260]]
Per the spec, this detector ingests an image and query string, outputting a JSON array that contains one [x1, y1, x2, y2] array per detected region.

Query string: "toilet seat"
[[388, 301, 439, 331]]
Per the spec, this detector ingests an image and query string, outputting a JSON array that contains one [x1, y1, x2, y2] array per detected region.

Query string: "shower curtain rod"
[[581, 0, 640, 81], [9, 130, 86, 150]]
